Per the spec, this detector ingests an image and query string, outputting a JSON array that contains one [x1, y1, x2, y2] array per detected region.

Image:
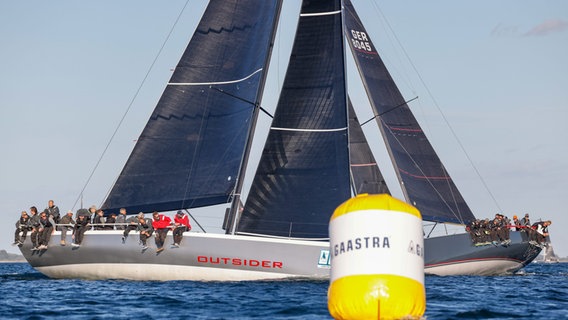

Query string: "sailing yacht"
[[19, 0, 542, 280]]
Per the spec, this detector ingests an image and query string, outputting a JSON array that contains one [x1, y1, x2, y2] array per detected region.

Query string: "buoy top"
[[332, 193, 421, 220]]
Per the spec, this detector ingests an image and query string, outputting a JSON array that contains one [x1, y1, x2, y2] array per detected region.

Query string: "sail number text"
[[350, 29, 373, 52]]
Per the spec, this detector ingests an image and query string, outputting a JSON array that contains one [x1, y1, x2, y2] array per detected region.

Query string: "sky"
[[1, 1, 566, 258]]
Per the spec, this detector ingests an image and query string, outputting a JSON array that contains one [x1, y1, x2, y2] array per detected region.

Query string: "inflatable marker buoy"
[[328, 194, 425, 320]]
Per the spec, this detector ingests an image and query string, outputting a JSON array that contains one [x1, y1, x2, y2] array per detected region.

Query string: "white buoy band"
[[330, 209, 424, 283]]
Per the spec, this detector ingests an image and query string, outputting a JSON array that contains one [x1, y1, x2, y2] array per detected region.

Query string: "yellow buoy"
[[328, 194, 425, 320]]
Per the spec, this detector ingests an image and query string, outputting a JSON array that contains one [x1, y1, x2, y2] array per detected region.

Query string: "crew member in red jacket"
[[172, 210, 192, 248], [151, 211, 172, 253]]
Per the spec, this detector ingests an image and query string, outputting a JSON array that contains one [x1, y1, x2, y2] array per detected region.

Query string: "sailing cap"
[[177, 210, 183, 215], [137, 212, 144, 218], [67, 210, 73, 214], [513, 215, 517, 219]]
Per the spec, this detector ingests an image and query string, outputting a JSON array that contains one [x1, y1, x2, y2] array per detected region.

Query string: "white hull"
[[19, 229, 540, 280], [37, 263, 299, 281], [21, 231, 330, 281]]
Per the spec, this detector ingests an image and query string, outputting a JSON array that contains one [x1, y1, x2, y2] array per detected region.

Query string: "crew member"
[[172, 210, 192, 248], [533, 220, 552, 244], [152, 211, 171, 253], [72, 214, 90, 247], [137, 216, 154, 250], [13, 211, 30, 246], [115, 208, 127, 230], [59, 210, 75, 246], [93, 209, 105, 230], [122, 212, 144, 244], [44, 199, 60, 224], [105, 213, 117, 230], [511, 215, 521, 231], [521, 213, 531, 228], [27, 206, 41, 250], [37, 211, 55, 250]]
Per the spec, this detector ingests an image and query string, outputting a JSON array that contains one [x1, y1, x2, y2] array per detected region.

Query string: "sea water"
[[0, 263, 566, 319]]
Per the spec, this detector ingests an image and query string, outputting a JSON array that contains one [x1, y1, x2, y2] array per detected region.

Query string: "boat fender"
[[328, 193, 425, 319]]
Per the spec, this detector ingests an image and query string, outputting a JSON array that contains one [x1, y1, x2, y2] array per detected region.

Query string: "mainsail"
[[236, 0, 350, 239], [102, 1, 282, 214], [343, 0, 475, 224]]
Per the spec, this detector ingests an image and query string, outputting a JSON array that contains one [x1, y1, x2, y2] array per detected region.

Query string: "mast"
[[236, 0, 349, 239], [226, 1, 284, 235]]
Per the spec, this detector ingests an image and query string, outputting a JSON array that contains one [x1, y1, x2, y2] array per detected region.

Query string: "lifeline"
[[333, 236, 390, 257]]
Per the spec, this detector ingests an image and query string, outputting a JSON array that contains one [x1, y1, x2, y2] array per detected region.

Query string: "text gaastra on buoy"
[[328, 193, 425, 319]]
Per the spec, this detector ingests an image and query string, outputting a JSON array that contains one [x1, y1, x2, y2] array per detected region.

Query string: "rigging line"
[[441, 164, 463, 221], [426, 222, 438, 238], [370, 1, 502, 214], [380, 117, 465, 224], [210, 87, 274, 118], [74, 0, 192, 211], [360, 96, 418, 126], [184, 209, 206, 233]]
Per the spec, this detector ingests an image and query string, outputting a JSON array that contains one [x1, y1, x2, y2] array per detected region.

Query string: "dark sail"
[[102, 0, 282, 214], [343, 0, 475, 224], [236, 0, 349, 239], [348, 98, 390, 195]]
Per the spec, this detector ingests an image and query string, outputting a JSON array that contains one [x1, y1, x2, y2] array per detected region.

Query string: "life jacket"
[[152, 214, 172, 229]]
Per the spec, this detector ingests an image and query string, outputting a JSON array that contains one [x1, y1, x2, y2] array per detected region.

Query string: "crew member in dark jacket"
[[27, 206, 41, 250], [93, 209, 105, 230], [72, 214, 90, 247], [59, 210, 75, 246], [115, 208, 127, 230], [137, 216, 154, 250], [122, 212, 144, 244], [37, 211, 55, 250], [44, 200, 60, 224], [105, 213, 116, 230], [521, 213, 531, 228], [13, 211, 30, 246]]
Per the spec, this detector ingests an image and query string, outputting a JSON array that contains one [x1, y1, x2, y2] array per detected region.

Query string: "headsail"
[[343, 0, 475, 224], [236, 0, 350, 239], [102, 0, 282, 214], [348, 97, 390, 195]]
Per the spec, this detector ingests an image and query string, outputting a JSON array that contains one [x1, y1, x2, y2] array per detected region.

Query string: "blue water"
[[1, 263, 566, 319]]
